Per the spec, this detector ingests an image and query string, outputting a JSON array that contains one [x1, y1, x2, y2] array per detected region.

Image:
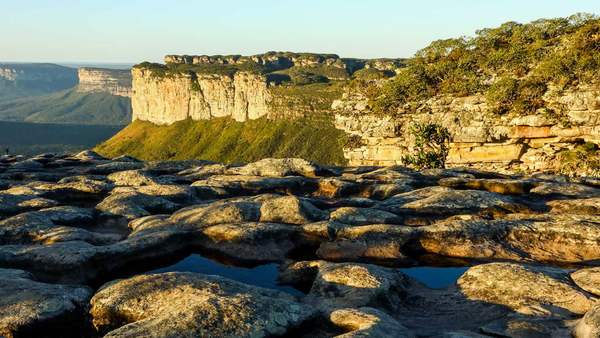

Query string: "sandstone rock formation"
[[3, 152, 600, 336], [334, 87, 600, 174], [76, 68, 132, 97]]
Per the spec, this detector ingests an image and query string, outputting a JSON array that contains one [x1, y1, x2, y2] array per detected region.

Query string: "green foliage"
[[369, 13, 600, 114], [401, 123, 451, 169], [95, 117, 349, 165], [558, 142, 600, 175], [0, 88, 132, 125]]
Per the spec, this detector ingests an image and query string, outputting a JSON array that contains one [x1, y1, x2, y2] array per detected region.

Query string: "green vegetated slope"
[[0, 88, 132, 125], [95, 117, 349, 165], [0, 121, 124, 156], [364, 13, 600, 115], [0, 63, 79, 102]]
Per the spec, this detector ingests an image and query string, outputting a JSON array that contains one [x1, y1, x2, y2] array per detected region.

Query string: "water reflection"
[[398, 266, 469, 289], [146, 254, 305, 296]]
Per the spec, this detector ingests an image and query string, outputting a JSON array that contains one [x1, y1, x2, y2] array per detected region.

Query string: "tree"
[[402, 123, 451, 169]]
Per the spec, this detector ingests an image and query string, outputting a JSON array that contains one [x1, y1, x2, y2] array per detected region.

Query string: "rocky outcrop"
[[76, 68, 132, 97], [334, 86, 600, 174], [5, 152, 600, 336]]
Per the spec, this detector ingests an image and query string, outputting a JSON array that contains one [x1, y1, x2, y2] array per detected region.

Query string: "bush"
[[401, 123, 451, 169]]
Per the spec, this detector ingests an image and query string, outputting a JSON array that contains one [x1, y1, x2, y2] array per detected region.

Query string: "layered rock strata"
[[334, 86, 600, 173], [77, 68, 132, 97]]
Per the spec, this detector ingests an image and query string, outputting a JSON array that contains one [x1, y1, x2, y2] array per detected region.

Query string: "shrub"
[[401, 123, 451, 169]]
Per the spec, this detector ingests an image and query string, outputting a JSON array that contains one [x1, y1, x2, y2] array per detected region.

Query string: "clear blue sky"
[[1, 0, 599, 63]]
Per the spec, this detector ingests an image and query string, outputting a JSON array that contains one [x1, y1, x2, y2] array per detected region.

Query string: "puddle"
[[398, 266, 469, 289], [146, 254, 305, 296]]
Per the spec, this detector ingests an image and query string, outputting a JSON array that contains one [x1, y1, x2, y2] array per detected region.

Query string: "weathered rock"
[[96, 192, 181, 225], [228, 158, 328, 177], [572, 268, 600, 297], [90, 272, 319, 337], [417, 214, 600, 263], [439, 177, 538, 195], [330, 207, 403, 226], [0, 268, 93, 338], [548, 198, 600, 215], [530, 182, 600, 199], [260, 196, 327, 224], [330, 307, 415, 338]]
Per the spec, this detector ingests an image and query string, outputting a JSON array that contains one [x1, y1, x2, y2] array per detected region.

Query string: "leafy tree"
[[402, 123, 451, 169]]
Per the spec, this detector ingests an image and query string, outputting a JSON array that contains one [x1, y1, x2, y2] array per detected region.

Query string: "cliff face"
[[132, 68, 270, 123], [131, 53, 396, 124], [77, 68, 132, 98], [334, 86, 600, 173]]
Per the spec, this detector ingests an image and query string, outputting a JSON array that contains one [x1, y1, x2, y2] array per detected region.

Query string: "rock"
[[530, 182, 600, 199], [572, 268, 600, 297], [74, 150, 107, 161], [111, 184, 197, 204], [260, 196, 327, 224], [548, 198, 600, 215], [330, 207, 403, 225], [0, 193, 58, 217], [417, 214, 600, 263], [439, 177, 538, 195], [457, 263, 595, 315], [0, 212, 117, 245], [227, 158, 330, 177], [194, 174, 315, 196], [107, 169, 162, 186], [170, 202, 261, 227], [574, 300, 600, 338], [381, 188, 532, 219], [90, 272, 319, 337], [177, 163, 228, 179], [316, 224, 415, 263], [0, 268, 94, 338], [96, 192, 181, 225], [330, 307, 415, 338]]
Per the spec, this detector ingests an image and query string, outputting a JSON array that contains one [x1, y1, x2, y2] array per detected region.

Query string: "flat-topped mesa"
[[131, 52, 405, 125], [163, 52, 402, 72], [0, 63, 78, 82], [76, 68, 132, 98]]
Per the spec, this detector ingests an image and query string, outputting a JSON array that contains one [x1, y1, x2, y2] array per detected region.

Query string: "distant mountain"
[[0, 63, 78, 102]]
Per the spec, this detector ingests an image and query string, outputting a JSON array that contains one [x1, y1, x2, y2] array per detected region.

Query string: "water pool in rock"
[[145, 254, 305, 296], [398, 267, 470, 288]]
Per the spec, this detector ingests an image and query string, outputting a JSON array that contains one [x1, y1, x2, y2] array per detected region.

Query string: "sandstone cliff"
[[131, 53, 400, 124], [334, 85, 600, 173], [77, 68, 132, 98], [0, 63, 79, 102]]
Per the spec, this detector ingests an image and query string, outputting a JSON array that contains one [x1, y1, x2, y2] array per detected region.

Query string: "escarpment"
[[131, 52, 401, 124], [76, 68, 132, 98]]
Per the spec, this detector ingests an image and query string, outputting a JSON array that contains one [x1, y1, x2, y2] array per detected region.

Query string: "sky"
[[1, 0, 599, 63]]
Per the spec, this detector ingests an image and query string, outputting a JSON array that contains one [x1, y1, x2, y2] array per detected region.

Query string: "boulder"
[[90, 272, 319, 337], [330, 207, 403, 226], [0, 269, 94, 338], [227, 158, 329, 177]]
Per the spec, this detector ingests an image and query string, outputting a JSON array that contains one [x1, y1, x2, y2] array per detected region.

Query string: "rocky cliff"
[[334, 85, 600, 174], [77, 68, 132, 98], [132, 68, 269, 123], [131, 53, 401, 124]]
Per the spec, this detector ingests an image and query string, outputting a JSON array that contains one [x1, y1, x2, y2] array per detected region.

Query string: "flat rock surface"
[[2, 153, 600, 337]]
